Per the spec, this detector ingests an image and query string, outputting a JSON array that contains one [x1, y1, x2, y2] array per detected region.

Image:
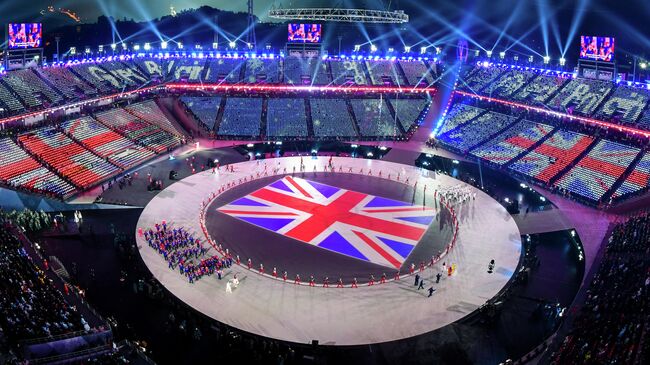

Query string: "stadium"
[[0, 1, 648, 364]]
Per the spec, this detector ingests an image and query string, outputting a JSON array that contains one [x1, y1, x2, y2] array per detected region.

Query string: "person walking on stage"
[[436, 272, 442, 284], [428, 287, 436, 297], [418, 278, 425, 290], [414, 273, 420, 286]]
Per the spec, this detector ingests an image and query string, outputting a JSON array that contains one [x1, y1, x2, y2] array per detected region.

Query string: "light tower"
[[247, 0, 256, 49]]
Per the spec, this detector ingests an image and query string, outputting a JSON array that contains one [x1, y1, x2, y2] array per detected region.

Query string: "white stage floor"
[[136, 157, 521, 345]]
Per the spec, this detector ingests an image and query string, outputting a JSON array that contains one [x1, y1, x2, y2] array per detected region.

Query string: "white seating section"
[[438, 111, 515, 152], [459, 66, 505, 92], [595, 85, 650, 125], [482, 69, 537, 98], [218, 97, 262, 137], [266, 98, 308, 137], [437, 103, 485, 135], [549, 78, 614, 115], [513, 73, 568, 105], [180, 96, 221, 130], [329, 60, 368, 85], [350, 99, 398, 137], [125, 100, 181, 136], [390, 98, 430, 131], [365, 60, 405, 85], [399, 60, 433, 86], [244, 58, 280, 83], [310, 99, 357, 137]]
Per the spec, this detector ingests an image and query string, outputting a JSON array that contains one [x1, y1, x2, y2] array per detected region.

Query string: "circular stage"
[[136, 156, 522, 345]]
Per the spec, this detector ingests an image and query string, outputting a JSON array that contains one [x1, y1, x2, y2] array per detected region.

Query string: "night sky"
[[0, 0, 648, 58]]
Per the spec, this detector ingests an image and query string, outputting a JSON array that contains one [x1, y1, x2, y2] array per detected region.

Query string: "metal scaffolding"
[[268, 8, 409, 24]]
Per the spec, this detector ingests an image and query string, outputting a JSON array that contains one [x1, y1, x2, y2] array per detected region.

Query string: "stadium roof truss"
[[268, 8, 409, 24]]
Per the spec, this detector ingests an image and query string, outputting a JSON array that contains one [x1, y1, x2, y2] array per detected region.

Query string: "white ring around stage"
[[136, 156, 521, 345]]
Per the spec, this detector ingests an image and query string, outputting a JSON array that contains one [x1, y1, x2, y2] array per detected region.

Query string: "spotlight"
[[195, 44, 201, 49], [420, 46, 427, 54], [212, 42, 218, 49], [388, 47, 394, 53], [474, 50, 480, 57], [435, 47, 441, 55], [133, 44, 140, 51], [110, 43, 117, 51], [528, 55, 534, 63], [354, 44, 361, 52], [641, 62, 647, 69], [98, 45, 104, 53], [370, 44, 377, 53], [404, 46, 411, 53], [144, 43, 151, 51], [559, 58, 566, 66], [513, 55, 519, 61], [486, 50, 493, 58], [122, 43, 128, 50], [543, 55, 550, 64], [161, 41, 168, 49], [229, 41, 236, 49], [265, 43, 271, 50], [178, 42, 183, 49], [499, 51, 506, 59], [247, 42, 253, 49], [84, 47, 91, 54]]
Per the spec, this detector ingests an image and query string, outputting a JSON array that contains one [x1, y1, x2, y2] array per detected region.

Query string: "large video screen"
[[580, 36, 615, 62], [7, 23, 43, 49], [288, 24, 322, 43]]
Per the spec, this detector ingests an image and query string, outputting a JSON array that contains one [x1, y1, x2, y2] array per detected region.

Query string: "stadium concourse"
[[0, 41, 646, 365]]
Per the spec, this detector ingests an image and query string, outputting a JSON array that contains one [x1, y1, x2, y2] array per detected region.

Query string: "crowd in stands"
[[399, 60, 435, 86], [481, 68, 537, 98], [329, 59, 368, 85], [0, 227, 88, 341], [437, 110, 516, 152], [218, 97, 263, 138], [390, 98, 430, 131], [595, 85, 650, 127], [266, 98, 308, 137], [350, 98, 399, 137], [204, 58, 244, 83], [283, 57, 330, 85], [244, 58, 280, 83], [459, 65, 505, 92], [551, 213, 650, 364], [310, 98, 358, 138], [366, 60, 406, 86], [180, 96, 221, 130], [549, 78, 614, 116]]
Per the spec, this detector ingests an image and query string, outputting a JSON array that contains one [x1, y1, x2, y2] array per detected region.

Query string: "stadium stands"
[[551, 214, 650, 364], [509, 129, 594, 184], [310, 98, 357, 138], [18, 127, 121, 189], [471, 120, 555, 165], [459, 65, 505, 92], [389, 98, 430, 131], [0, 228, 88, 340], [180, 96, 221, 130], [266, 98, 308, 137], [512, 72, 568, 106], [69, 62, 118, 94], [438, 111, 516, 152], [549, 78, 614, 115], [329, 59, 368, 85], [95, 107, 180, 154], [204, 58, 243, 83], [399, 60, 434, 86], [166, 58, 207, 82], [555, 140, 641, 202], [97, 61, 148, 87], [283, 57, 330, 85], [595, 85, 650, 126], [61, 117, 154, 169], [0, 137, 75, 197], [436, 102, 486, 135], [1, 69, 64, 108], [124, 100, 182, 136], [612, 152, 650, 200], [481, 68, 537, 98], [365, 60, 406, 85], [37, 66, 98, 99], [218, 97, 262, 137], [133, 58, 164, 79], [0, 82, 26, 114], [244, 58, 280, 83], [350, 99, 398, 138]]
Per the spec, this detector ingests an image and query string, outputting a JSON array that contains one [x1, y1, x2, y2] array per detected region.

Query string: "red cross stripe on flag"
[[217, 176, 436, 269]]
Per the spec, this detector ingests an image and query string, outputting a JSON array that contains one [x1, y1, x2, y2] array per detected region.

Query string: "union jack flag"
[[217, 176, 436, 269]]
